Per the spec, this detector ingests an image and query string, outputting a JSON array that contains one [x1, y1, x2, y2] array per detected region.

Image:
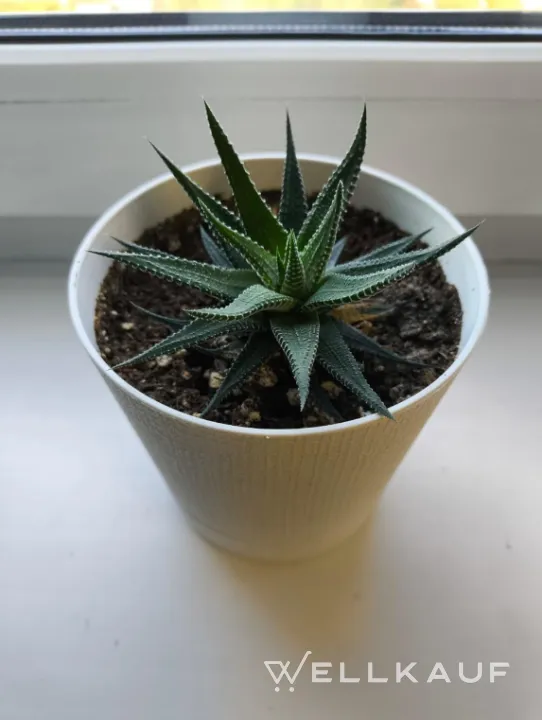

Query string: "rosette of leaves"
[[93, 102, 478, 421]]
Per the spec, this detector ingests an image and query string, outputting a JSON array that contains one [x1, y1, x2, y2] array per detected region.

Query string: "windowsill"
[[3, 38, 542, 64], [1, 259, 541, 718]]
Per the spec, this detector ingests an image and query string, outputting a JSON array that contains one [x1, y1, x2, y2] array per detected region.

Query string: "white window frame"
[[1, 40, 541, 260]]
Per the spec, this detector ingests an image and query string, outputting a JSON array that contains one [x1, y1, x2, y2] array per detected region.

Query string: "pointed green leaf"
[[301, 182, 343, 290], [336, 225, 480, 276], [227, 246, 252, 270], [150, 141, 250, 268], [203, 333, 277, 415], [130, 302, 188, 330], [113, 317, 262, 369], [308, 224, 479, 310], [113, 233, 244, 275], [297, 105, 366, 249], [188, 284, 296, 321], [334, 230, 431, 273], [111, 237, 179, 258], [270, 312, 320, 409], [114, 229, 248, 272], [114, 232, 251, 276], [200, 226, 233, 268], [309, 379, 343, 423], [198, 202, 279, 287], [91, 249, 258, 301], [193, 338, 243, 360], [111, 237, 154, 254], [279, 113, 308, 234], [204, 102, 288, 253], [149, 141, 244, 234], [280, 232, 307, 298], [276, 249, 286, 279], [317, 318, 392, 419], [303, 264, 417, 312], [360, 229, 432, 260], [327, 235, 348, 269], [335, 319, 427, 367]]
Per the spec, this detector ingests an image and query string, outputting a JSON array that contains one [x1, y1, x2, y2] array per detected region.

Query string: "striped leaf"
[[198, 202, 279, 287], [357, 229, 432, 261], [91, 249, 258, 301], [203, 333, 277, 415], [193, 338, 243, 360], [335, 225, 479, 276], [113, 317, 262, 369], [334, 230, 431, 273], [111, 237, 177, 257], [150, 141, 251, 268], [278, 113, 308, 234], [335, 319, 427, 367], [204, 102, 288, 253], [130, 302, 188, 330], [270, 312, 320, 409], [303, 263, 417, 312], [297, 105, 366, 249], [280, 232, 307, 298], [326, 235, 348, 269], [317, 318, 392, 419], [309, 378, 344, 423], [199, 226, 234, 268], [200, 225, 251, 270], [301, 182, 343, 290], [188, 284, 296, 321], [149, 141, 244, 234]]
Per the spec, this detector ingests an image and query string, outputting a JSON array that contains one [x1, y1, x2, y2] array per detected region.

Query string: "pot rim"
[[68, 152, 490, 438]]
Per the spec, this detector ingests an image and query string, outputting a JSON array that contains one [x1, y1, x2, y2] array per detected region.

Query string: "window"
[[1, 0, 542, 11], [0, 11, 542, 43], [1, 0, 540, 261]]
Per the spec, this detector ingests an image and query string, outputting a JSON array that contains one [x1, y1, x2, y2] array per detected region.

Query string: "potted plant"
[[68, 103, 489, 561]]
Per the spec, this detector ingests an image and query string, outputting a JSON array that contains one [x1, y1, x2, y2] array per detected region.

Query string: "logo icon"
[[264, 651, 313, 692]]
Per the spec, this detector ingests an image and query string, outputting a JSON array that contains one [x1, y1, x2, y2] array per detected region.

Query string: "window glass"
[[1, 0, 540, 13]]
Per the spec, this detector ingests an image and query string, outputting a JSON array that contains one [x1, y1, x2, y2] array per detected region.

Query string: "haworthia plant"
[[92, 102, 479, 420]]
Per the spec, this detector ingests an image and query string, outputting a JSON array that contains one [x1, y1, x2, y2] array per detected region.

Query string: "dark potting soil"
[[94, 192, 462, 429]]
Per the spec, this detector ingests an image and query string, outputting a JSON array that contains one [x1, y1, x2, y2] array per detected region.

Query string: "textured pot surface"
[[69, 155, 489, 561]]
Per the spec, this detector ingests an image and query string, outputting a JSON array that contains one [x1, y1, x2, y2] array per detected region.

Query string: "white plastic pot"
[[69, 155, 489, 561]]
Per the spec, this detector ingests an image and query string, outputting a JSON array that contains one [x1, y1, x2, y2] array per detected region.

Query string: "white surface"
[[1, 40, 542, 224], [1, 261, 541, 719]]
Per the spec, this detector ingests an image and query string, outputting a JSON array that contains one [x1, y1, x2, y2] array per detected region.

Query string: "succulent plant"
[[93, 102, 478, 421]]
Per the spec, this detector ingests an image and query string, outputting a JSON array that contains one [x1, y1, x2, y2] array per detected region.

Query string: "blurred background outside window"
[[1, 0, 540, 16]]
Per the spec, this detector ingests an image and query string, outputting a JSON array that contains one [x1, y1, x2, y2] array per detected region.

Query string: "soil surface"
[[94, 192, 462, 428]]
